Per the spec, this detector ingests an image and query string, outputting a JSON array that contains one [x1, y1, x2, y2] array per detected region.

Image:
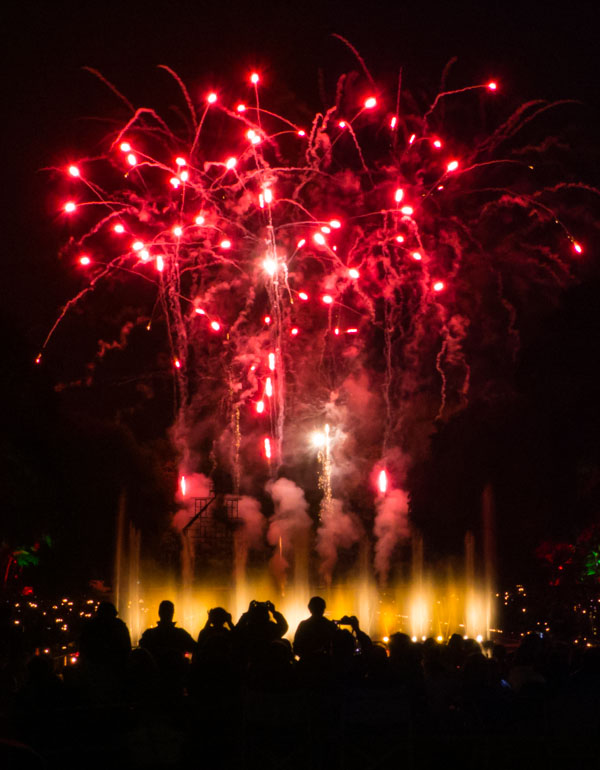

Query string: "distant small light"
[[383, 636, 390, 644], [334, 327, 340, 335], [225, 157, 237, 170], [35, 354, 42, 364], [210, 321, 221, 331], [170, 177, 181, 188], [268, 352, 276, 371], [291, 327, 299, 336], [395, 235, 405, 243], [390, 116, 397, 129], [132, 241, 144, 251], [437, 185, 444, 190], [127, 153, 137, 166], [156, 255, 165, 272], [236, 103, 246, 112], [433, 139, 442, 148], [321, 226, 331, 234], [412, 251, 422, 261], [436, 636, 443, 643], [346, 328, 358, 334], [207, 92, 218, 103], [408, 134, 416, 144], [348, 268, 360, 279], [476, 634, 483, 642], [264, 188, 273, 204], [79, 255, 91, 266], [313, 233, 326, 246], [263, 258, 277, 276], [250, 72, 260, 84], [68, 165, 80, 177], [364, 97, 377, 109], [139, 249, 150, 262], [119, 142, 131, 152], [173, 226, 183, 237], [114, 224, 125, 234], [394, 188, 404, 203], [297, 129, 306, 136], [433, 280, 445, 292], [64, 201, 76, 213], [195, 215, 205, 225], [338, 121, 346, 128], [256, 400, 265, 413], [298, 292, 309, 301], [322, 295, 333, 305], [487, 81, 497, 91], [297, 239, 306, 248], [329, 219, 341, 229], [265, 377, 273, 397], [195, 308, 206, 315], [573, 241, 583, 254], [179, 170, 189, 182], [220, 239, 232, 249], [400, 206, 414, 216], [175, 157, 186, 167], [246, 129, 261, 145], [264, 315, 271, 325], [447, 160, 459, 172], [174, 359, 181, 369]]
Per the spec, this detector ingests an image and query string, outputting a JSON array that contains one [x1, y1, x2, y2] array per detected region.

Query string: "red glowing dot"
[[264, 315, 271, 325], [412, 251, 422, 261], [334, 327, 340, 335], [170, 177, 181, 188], [180, 476, 186, 496], [433, 281, 445, 292], [573, 241, 583, 254], [390, 116, 397, 129], [321, 225, 331, 234], [297, 129, 306, 137], [265, 377, 273, 398], [225, 157, 237, 170], [447, 160, 459, 172], [298, 292, 308, 301], [250, 72, 260, 84], [313, 232, 326, 246], [378, 469, 388, 495], [264, 437, 272, 459], [408, 133, 416, 144], [346, 328, 358, 334], [433, 139, 442, 148], [207, 92, 218, 103], [364, 96, 377, 109], [64, 201, 76, 213], [180, 170, 189, 182], [175, 157, 186, 167], [394, 188, 404, 203], [68, 165, 80, 177], [79, 255, 91, 266], [268, 352, 276, 371], [174, 358, 181, 369], [246, 129, 261, 145], [210, 321, 221, 331], [35, 354, 42, 365], [338, 120, 346, 128], [329, 219, 341, 229], [395, 235, 405, 243], [132, 241, 144, 251], [400, 205, 414, 216], [173, 226, 183, 237], [291, 327, 299, 336], [348, 268, 360, 279], [156, 255, 165, 272], [256, 400, 265, 414], [127, 153, 137, 166], [297, 238, 306, 248], [236, 103, 246, 112], [140, 249, 150, 262], [264, 188, 273, 204], [220, 239, 232, 249], [119, 142, 132, 152], [487, 81, 498, 91], [322, 295, 333, 305], [195, 215, 205, 225], [194, 307, 206, 315], [114, 224, 125, 234]]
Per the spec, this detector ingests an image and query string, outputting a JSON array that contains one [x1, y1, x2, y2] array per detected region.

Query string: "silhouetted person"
[[139, 600, 196, 696], [192, 607, 237, 694], [78, 601, 130, 703], [293, 596, 337, 660], [235, 600, 288, 665]]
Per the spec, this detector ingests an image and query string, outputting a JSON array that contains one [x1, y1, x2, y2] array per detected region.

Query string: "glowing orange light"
[[291, 327, 299, 335], [433, 280, 445, 292], [79, 255, 91, 266], [64, 201, 76, 213], [573, 241, 583, 254], [35, 354, 42, 365], [225, 157, 237, 170], [412, 251, 422, 261], [322, 295, 333, 305], [220, 239, 231, 249], [488, 81, 497, 91], [236, 103, 246, 112], [268, 352, 275, 371], [250, 72, 260, 84], [395, 235, 405, 243], [132, 241, 144, 251], [210, 320, 221, 331], [394, 188, 404, 203], [195, 215, 205, 225], [175, 157, 186, 167], [378, 469, 388, 494], [264, 315, 271, 324], [265, 377, 273, 397], [114, 224, 125, 234], [349, 268, 360, 279], [298, 292, 308, 301], [256, 400, 265, 414], [173, 226, 183, 237], [264, 437, 272, 459], [119, 142, 131, 152], [400, 206, 414, 216], [180, 475, 186, 496], [127, 153, 137, 166], [207, 92, 217, 103], [156, 255, 165, 272], [447, 160, 459, 172], [390, 116, 397, 129], [68, 165, 80, 177], [364, 97, 377, 109], [313, 232, 326, 246]]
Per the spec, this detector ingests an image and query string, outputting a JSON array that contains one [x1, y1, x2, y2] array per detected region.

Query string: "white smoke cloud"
[[374, 487, 410, 584], [316, 498, 361, 583], [266, 477, 312, 586], [237, 495, 266, 550]]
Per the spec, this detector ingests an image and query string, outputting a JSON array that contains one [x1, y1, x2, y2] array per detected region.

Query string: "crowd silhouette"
[[1, 595, 599, 769]]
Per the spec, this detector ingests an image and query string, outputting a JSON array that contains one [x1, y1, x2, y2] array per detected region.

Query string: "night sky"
[[2, 0, 599, 591]]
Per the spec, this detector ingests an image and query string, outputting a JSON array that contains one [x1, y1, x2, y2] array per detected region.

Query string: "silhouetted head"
[[208, 607, 229, 626], [308, 596, 326, 617], [96, 602, 118, 620], [158, 600, 175, 622]]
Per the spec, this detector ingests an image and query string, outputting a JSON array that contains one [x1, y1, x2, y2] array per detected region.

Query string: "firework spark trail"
[[42, 59, 594, 581]]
